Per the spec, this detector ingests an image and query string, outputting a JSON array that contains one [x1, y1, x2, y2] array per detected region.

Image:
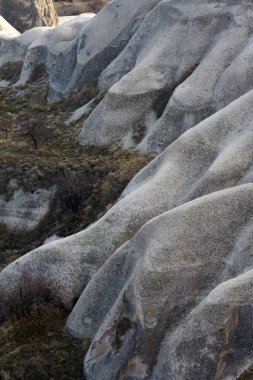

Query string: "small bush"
[[1, 264, 61, 322], [16, 113, 54, 149], [0, 305, 89, 380], [57, 168, 92, 213]]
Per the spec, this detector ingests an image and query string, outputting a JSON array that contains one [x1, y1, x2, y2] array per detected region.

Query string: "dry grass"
[[55, 0, 108, 16], [0, 305, 89, 380], [0, 69, 151, 378], [0, 265, 88, 379], [0, 72, 151, 271]]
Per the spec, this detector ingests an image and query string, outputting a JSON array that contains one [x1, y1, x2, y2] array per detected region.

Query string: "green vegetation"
[[0, 76, 151, 379]]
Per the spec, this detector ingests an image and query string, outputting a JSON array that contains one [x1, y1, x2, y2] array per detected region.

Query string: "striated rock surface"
[[1, 0, 253, 152], [1, 1, 253, 379], [80, 0, 253, 153], [0, 0, 58, 33], [0, 0, 160, 98]]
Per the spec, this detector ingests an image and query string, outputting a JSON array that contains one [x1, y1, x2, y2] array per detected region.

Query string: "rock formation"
[[0, 184, 55, 231], [0, 15, 20, 37], [0, 0, 58, 33], [1, 1, 253, 379]]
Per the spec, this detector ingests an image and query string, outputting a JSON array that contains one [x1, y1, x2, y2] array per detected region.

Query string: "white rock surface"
[[58, 13, 95, 26], [0, 0, 160, 98], [80, 0, 253, 152], [0, 26, 49, 67], [65, 98, 95, 125], [2, 0, 253, 152], [153, 269, 253, 380], [81, 185, 253, 380], [0, 16, 20, 37], [43, 234, 62, 245], [0, 187, 55, 231]]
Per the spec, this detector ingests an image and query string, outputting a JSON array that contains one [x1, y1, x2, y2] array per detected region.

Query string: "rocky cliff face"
[[1, 1, 253, 379], [0, 0, 58, 33]]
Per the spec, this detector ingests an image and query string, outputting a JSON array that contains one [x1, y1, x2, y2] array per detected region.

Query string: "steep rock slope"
[[0, 0, 58, 33], [1, 91, 253, 378], [81, 0, 253, 152], [0, 16, 20, 37], [1, 0, 253, 152], [0, 0, 160, 99], [1, 1, 253, 379]]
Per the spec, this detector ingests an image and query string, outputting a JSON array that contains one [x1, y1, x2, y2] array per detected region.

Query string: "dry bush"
[[0, 117, 11, 139], [0, 297, 88, 380], [57, 168, 93, 213], [1, 263, 61, 322], [16, 113, 54, 149]]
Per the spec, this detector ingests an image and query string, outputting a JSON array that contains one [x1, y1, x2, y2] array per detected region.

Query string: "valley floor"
[[0, 76, 150, 379]]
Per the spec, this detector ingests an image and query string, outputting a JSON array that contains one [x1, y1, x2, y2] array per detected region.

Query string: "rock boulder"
[[0, 0, 58, 33]]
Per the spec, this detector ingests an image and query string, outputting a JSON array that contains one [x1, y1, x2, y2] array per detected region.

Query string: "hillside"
[[1, 1, 253, 379], [0, 60, 150, 379]]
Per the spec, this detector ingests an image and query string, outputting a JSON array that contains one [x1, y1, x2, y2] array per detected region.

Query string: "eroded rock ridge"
[[1, 1, 253, 379]]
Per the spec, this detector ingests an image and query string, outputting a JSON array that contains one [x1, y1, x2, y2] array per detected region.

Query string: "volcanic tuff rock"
[[0, 0, 161, 98], [0, 186, 55, 231], [1, 0, 253, 152], [0, 0, 58, 33], [0, 16, 20, 37], [1, 1, 253, 379]]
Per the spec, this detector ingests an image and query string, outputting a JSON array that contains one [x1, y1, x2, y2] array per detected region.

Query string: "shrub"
[[16, 113, 54, 149], [1, 263, 61, 322]]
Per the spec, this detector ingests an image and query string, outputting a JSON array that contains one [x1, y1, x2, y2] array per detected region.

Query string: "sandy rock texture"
[[1, 1, 253, 379], [0, 0, 58, 33]]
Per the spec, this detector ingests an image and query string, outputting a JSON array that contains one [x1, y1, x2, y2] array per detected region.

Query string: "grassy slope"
[[0, 70, 151, 379], [0, 70, 151, 269]]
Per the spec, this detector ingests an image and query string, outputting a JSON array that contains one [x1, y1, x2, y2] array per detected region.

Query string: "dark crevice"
[[0, 61, 23, 84], [153, 63, 200, 119], [132, 120, 147, 145], [28, 64, 48, 84], [114, 317, 132, 350]]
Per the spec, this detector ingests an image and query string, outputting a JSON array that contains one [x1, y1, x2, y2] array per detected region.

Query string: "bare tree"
[[16, 113, 53, 149], [0, 117, 11, 139], [57, 169, 92, 213]]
